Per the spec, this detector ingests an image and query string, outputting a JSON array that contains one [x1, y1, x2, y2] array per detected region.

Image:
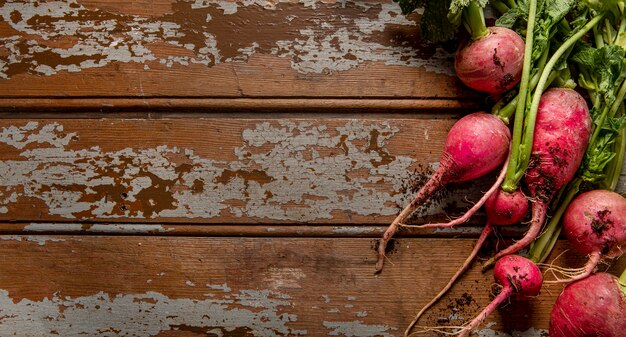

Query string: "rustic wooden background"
[[1, 1, 624, 336]]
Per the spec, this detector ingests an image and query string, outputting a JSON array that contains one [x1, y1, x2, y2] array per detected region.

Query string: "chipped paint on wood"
[[22, 223, 174, 234], [0, 287, 307, 336], [476, 327, 548, 337], [0, 235, 66, 246], [1, 120, 477, 222], [0, 0, 453, 79], [323, 320, 397, 337]]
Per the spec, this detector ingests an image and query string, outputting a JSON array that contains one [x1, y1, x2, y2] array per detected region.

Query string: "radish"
[[455, 26, 525, 94], [549, 272, 626, 337], [458, 255, 543, 337], [550, 190, 626, 283], [404, 188, 528, 336], [376, 112, 511, 273], [484, 88, 592, 268]]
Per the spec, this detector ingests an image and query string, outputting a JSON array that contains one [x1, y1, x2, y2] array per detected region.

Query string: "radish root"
[[405, 224, 492, 336]]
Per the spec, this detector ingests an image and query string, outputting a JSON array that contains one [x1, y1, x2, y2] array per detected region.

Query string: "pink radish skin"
[[484, 88, 592, 269], [549, 273, 626, 337], [376, 112, 511, 273], [458, 255, 542, 337], [404, 189, 528, 336], [559, 190, 626, 283], [455, 26, 525, 94]]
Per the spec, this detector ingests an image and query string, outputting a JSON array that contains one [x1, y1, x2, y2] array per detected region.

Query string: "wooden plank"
[[2, 118, 625, 224], [0, 0, 477, 104], [0, 117, 488, 223], [0, 236, 622, 336]]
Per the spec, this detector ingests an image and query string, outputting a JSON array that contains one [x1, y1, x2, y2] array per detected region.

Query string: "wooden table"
[[1, 1, 624, 336]]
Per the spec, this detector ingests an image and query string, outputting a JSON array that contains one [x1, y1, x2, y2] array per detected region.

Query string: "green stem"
[[587, 105, 611, 155], [604, 19, 616, 45], [463, 1, 489, 40], [502, 14, 606, 191], [609, 75, 626, 117], [505, 0, 516, 8], [594, 24, 605, 48], [616, 8, 626, 45], [528, 179, 581, 263], [500, 0, 538, 192], [495, 42, 552, 120], [490, 1, 510, 15], [604, 126, 626, 191], [496, 70, 559, 120]]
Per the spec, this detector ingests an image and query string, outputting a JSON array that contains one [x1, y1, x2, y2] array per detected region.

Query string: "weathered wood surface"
[[1, 118, 624, 224], [0, 118, 491, 224], [0, 0, 478, 108], [0, 236, 622, 336]]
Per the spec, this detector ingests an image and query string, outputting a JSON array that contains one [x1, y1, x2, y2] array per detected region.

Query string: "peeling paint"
[[207, 283, 232, 292], [323, 320, 397, 337], [476, 327, 548, 337], [0, 235, 66, 246], [332, 227, 378, 235], [22, 223, 174, 234], [0, 0, 452, 78], [0, 288, 307, 336], [0, 120, 471, 222]]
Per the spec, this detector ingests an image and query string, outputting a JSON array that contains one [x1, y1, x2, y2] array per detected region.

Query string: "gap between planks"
[[0, 222, 531, 238], [0, 98, 482, 115]]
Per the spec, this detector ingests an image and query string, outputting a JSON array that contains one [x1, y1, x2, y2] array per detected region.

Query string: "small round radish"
[[404, 189, 528, 336], [455, 26, 525, 95], [458, 255, 542, 337], [484, 88, 592, 269], [484, 188, 529, 226], [376, 112, 511, 273], [557, 190, 626, 283], [549, 272, 626, 337]]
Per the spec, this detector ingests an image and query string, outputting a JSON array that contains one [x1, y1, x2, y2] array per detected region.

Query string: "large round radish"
[[558, 190, 626, 283], [458, 255, 542, 337], [549, 272, 626, 337], [376, 112, 511, 273], [455, 26, 525, 94], [484, 88, 592, 268]]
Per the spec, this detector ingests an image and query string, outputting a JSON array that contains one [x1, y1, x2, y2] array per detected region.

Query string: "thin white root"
[[406, 325, 467, 337], [418, 156, 510, 229]]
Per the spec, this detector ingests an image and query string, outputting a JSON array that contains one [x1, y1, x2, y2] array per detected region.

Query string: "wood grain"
[[0, 0, 478, 104], [0, 236, 622, 336], [2, 118, 624, 224], [0, 117, 488, 224]]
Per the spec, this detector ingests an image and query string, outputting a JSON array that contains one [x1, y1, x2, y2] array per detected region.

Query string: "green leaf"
[[572, 45, 626, 104], [581, 0, 624, 12], [447, 0, 488, 27], [419, 0, 457, 43], [495, 7, 520, 28]]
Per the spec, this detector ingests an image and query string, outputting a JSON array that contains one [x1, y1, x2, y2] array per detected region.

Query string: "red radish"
[[483, 88, 592, 269], [404, 188, 528, 336], [455, 26, 525, 94], [376, 112, 511, 273], [458, 255, 542, 337], [549, 272, 626, 337], [553, 190, 626, 283]]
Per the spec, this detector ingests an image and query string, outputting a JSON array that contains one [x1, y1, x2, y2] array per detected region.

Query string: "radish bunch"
[[388, 0, 626, 336]]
